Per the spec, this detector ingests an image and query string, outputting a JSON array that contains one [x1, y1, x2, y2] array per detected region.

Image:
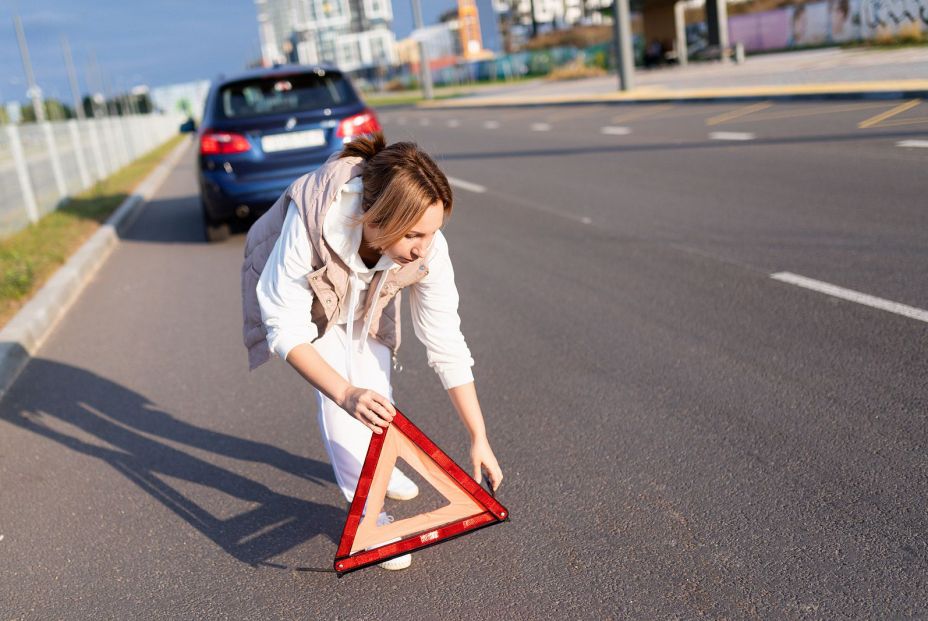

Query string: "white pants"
[[312, 320, 399, 502]]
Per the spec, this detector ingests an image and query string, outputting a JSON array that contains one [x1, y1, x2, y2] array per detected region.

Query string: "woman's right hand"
[[339, 386, 396, 434]]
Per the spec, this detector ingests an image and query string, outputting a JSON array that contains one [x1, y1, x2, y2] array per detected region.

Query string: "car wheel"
[[205, 220, 230, 242], [202, 201, 230, 242]]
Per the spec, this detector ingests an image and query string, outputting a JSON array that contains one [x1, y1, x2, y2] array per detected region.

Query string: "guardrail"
[[0, 113, 185, 237]]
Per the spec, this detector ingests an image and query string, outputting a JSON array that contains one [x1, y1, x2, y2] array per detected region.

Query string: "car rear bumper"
[[199, 159, 329, 222]]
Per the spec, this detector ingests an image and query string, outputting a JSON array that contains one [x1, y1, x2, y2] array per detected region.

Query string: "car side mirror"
[[179, 118, 197, 133]]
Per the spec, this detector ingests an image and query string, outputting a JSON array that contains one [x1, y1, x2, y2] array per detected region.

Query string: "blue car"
[[189, 65, 382, 241]]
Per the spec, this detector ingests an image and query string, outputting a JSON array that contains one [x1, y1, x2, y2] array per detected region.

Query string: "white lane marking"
[[531, 122, 551, 131], [447, 119, 460, 127], [447, 177, 486, 193], [710, 131, 756, 141], [483, 121, 500, 129], [600, 126, 631, 135], [771, 272, 928, 324], [897, 139, 928, 148]]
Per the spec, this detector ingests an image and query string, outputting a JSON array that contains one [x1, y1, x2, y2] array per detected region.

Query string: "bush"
[[545, 60, 608, 81], [522, 25, 614, 51]]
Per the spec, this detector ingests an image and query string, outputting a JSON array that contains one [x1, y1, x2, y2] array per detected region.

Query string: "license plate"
[[261, 129, 326, 153]]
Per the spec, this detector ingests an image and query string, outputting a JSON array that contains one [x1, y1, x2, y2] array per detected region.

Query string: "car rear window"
[[217, 72, 356, 119]]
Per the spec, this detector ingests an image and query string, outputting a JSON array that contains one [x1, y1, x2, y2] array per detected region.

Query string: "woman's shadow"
[[0, 356, 346, 568]]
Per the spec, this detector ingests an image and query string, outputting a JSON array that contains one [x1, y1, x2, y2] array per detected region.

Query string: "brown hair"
[[339, 131, 453, 250]]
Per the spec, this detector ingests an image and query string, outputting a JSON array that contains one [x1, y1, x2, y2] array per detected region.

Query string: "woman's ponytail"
[[338, 131, 386, 161]]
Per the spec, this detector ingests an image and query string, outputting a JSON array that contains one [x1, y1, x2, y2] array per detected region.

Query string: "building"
[[492, 0, 612, 30], [254, 0, 397, 73], [150, 80, 211, 120], [456, 0, 486, 60]]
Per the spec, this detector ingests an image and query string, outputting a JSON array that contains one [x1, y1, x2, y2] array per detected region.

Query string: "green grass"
[[0, 134, 186, 328]]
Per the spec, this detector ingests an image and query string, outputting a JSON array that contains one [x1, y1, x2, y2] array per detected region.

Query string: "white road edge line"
[[710, 131, 756, 141], [770, 272, 928, 324], [897, 140, 928, 148], [447, 177, 487, 194], [600, 126, 631, 135]]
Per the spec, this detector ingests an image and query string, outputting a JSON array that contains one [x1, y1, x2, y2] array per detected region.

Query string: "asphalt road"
[[1, 100, 926, 619]]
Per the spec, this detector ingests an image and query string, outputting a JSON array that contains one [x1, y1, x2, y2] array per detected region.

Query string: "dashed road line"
[[531, 123, 551, 131], [542, 105, 611, 123], [483, 121, 500, 129], [447, 177, 487, 193], [706, 102, 772, 126], [610, 104, 674, 124], [771, 272, 928, 323], [858, 99, 921, 128], [600, 126, 631, 135], [709, 131, 756, 141], [897, 139, 928, 148]]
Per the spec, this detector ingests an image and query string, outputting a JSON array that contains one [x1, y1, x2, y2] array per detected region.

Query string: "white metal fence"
[[0, 113, 185, 237]]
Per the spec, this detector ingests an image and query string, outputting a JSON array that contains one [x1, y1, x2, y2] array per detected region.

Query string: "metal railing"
[[0, 113, 184, 238]]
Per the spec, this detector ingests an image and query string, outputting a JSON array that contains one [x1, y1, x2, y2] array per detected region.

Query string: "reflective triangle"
[[334, 409, 509, 573]]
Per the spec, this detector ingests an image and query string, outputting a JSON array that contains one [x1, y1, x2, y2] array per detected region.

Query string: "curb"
[[0, 137, 192, 401], [416, 81, 928, 110]]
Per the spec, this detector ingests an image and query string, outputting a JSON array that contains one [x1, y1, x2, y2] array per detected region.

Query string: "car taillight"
[[336, 109, 382, 139], [200, 130, 251, 155]]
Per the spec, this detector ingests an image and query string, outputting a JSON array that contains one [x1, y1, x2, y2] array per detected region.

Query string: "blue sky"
[[0, 0, 500, 105]]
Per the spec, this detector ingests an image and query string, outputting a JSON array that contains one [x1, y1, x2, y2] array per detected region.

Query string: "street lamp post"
[[611, 0, 634, 91], [410, 0, 434, 101], [13, 14, 45, 122]]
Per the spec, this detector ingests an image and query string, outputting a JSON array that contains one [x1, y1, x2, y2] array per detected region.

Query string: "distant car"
[[187, 65, 381, 242]]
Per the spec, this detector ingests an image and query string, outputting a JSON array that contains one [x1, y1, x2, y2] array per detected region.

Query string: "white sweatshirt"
[[256, 175, 475, 390]]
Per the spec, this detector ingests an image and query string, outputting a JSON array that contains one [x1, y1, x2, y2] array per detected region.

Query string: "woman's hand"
[[470, 436, 503, 491], [339, 386, 395, 434]]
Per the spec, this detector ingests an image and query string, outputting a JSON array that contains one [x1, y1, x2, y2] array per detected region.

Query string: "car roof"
[[213, 64, 344, 89]]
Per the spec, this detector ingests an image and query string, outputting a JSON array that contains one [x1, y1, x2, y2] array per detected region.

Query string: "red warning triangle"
[[334, 409, 509, 573]]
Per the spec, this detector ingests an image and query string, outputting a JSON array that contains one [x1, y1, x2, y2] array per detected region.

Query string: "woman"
[[241, 132, 503, 570]]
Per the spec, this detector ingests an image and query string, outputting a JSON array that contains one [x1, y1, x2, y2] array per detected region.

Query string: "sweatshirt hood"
[[322, 175, 399, 274]]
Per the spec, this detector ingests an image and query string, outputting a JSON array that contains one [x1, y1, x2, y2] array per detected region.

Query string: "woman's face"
[[366, 201, 445, 265]]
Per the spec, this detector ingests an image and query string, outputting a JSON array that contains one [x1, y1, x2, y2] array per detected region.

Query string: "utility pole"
[[13, 14, 44, 122], [410, 0, 434, 100], [87, 51, 108, 118], [61, 36, 87, 120], [611, 0, 634, 91]]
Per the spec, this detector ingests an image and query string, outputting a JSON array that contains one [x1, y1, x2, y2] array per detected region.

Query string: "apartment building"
[[492, 0, 612, 29], [255, 0, 397, 72]]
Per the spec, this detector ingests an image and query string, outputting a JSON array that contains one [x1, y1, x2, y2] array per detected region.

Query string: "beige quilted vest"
[[242, 153, 429, 370]]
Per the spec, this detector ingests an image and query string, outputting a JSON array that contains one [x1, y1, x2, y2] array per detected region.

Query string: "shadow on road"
[[120, 194, 257, 245], [0, 356, 342, 567]]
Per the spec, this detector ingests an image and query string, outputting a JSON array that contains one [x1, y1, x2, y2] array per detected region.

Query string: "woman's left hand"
[[470, 436, 503, 491]]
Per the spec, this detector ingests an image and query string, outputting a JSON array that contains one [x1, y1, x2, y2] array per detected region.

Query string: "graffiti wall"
[[728, 0, 927, 52]]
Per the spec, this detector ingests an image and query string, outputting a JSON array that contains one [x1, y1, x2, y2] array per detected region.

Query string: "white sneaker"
[[375, 513, 412, 571], [386, 468, 419, 501]]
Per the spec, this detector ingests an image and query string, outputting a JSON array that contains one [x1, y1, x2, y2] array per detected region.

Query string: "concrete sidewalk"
[[420, 47, 928, 108]]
